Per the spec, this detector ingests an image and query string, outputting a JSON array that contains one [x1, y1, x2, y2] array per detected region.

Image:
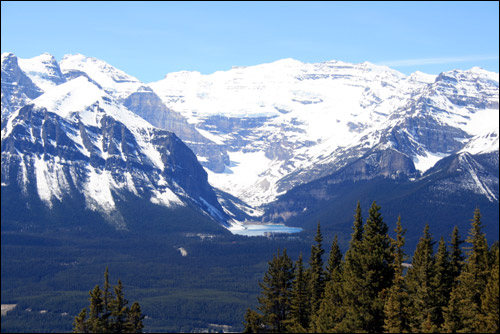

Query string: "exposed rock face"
[[1, 101, 228, 229], [124, 87, 229, 172], [1, 53, 43, 122], [63, 69, 103, 89], [336, 149, 418, 182], [388, 116, 469, 156]]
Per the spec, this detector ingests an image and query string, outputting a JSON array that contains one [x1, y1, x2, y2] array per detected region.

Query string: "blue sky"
[[2, 1, 498, 83]]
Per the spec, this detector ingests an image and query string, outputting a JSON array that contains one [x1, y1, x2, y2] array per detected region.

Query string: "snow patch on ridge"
[[413, 151, 450, 173], [34, 156, 70, 208], [150, 187, 184, 207], [83, 166, 116, 213]]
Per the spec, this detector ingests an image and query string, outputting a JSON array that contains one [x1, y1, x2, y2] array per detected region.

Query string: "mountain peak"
[[1, 52, 16, 60], [60, 53, 142, 99], [1, 52, 18, 66], [18, 53, 66, 91]]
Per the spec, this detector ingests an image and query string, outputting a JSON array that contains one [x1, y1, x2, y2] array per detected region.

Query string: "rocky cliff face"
[[123, 87, 229, 172], [1, 72, 228, 231], [1, 53, 43, 122]]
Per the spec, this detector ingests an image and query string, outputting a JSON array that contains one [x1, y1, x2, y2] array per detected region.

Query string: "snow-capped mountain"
[[149, 59, 499, 221], [1, 54, 228, 231], [2, 52, 498, 237]]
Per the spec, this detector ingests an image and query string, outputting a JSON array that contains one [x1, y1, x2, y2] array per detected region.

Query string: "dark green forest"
[[1, 205, 308, 333], [243, 203, 499, 333], [2, 203, 499, 333]]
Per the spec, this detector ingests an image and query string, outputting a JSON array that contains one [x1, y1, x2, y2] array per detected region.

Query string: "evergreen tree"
[[430, 237, 452, 328], [326, 235, 342, 281], [73, 308, 89, 333], [87, 285, 105, 333], [406, 224, 436, 332], [126, 302, 145, 333], [109, 280, 129, 333], [487, 241, 499, 268], [287, 253, 310, 332], [308, 222, 326, 317], [243, 308, 263, 333], [103, 267, 112, 332], [351, 201, 364, 246], [479, 246, 499, 333], [314, 235, 344, 333], [441, 287, 463, 333], [448, 225, 464, 288], [420, 312, 439, 333], [339, 201, 393, 333], [384, 216, 410, 333], [336, 202, 365, 332], [255, 248, 295, 333], [443, 208, 490, 333]]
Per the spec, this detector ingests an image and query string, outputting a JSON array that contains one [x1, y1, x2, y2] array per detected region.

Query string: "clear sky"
[[2, 1, 498, 83]]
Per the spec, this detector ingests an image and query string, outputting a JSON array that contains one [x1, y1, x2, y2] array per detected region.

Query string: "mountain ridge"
[[2, 52, 498, 238]]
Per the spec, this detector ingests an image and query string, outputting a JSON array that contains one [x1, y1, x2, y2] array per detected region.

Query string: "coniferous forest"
[[243, 202, 499, 333]]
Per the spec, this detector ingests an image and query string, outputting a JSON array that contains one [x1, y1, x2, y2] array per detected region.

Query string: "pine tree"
[[336, 201, 365, 332], [479, 246, 499, 333], [256, 248, 295, 333], [406, 224, 436, 332], [487, 241, 499, 268], [126, 302, 144, 333], [243, 308, 263, 333], [109, 280, 129, 333], [430, 237, 452, 328], [339, 201, 393, 333], [287, 253, 310, 332], [351, 201, 364, 246], [443, 208, 490, 333], [314, 235, 344, 333], [308, 222, 326, 317], [326, 235, 342, 281], [420, 312, 439, 333], [448, 225, 464, 287], [441, 283, 463, 333], [103, 267, 112, 332], [73, 308, 89, 333], [384, 216, 410, 333], [440, 225, 465, 333], [87, 285, 105, 333]]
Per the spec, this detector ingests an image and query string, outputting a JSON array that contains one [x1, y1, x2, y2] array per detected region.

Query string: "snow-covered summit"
[[18, 52, 66, 92], [59, 54, 142, 99], [30, 76, 153, 130], [148, 57, 499, 212]]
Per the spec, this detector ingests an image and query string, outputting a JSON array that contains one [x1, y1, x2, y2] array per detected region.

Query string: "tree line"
[[243, 202, 499, 333]]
